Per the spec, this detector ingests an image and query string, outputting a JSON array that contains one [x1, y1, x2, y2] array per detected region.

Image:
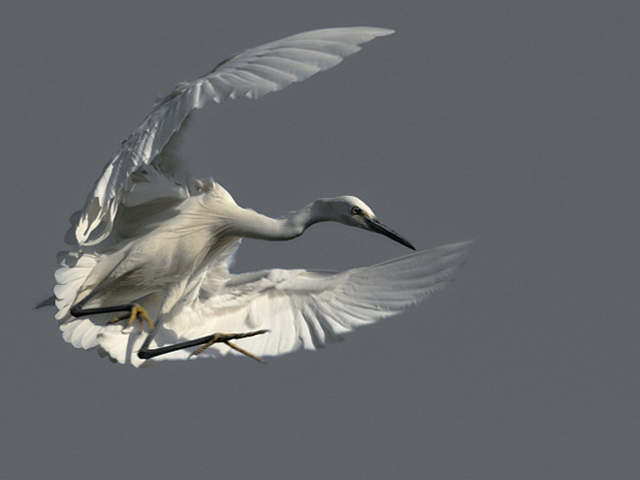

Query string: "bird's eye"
[[351, 206, 362, 216]]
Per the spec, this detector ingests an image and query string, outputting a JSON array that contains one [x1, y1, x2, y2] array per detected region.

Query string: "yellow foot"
[[108, 304, 155, 333], [191, 329, 269, 363]]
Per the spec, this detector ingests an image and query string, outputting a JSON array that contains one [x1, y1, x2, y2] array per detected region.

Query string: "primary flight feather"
[[40, 27, 470, 367]]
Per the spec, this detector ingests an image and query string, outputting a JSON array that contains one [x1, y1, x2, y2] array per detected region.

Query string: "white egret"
[[39, 27, 470, 367]]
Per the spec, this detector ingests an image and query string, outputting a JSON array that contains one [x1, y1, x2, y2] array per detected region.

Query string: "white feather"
[[74, 27, 394, 246], [42, 27, 471, 368]]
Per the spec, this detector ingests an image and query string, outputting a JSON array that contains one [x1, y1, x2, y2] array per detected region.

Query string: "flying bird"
[[39, 27, 470, 367]]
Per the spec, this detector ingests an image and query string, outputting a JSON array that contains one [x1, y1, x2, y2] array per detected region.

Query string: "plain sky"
[[1, 2, 638, 479]]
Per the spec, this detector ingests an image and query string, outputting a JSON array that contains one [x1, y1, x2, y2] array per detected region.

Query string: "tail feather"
[[35, 296, 56, 309]]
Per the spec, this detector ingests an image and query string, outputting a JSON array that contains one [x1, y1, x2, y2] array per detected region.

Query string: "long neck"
[[229, 200, 335, 241]]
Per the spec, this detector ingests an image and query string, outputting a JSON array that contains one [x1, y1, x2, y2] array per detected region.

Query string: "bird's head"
[[318, 196, 415, 250]]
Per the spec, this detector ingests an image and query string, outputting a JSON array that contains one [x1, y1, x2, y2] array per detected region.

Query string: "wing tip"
[[371, 27, 395, 37]]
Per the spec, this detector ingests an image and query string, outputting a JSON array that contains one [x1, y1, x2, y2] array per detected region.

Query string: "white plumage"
[[41, 27, 470, 367]]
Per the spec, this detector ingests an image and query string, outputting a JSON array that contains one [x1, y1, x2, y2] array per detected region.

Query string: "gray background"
[[2, 2, 638, 479]]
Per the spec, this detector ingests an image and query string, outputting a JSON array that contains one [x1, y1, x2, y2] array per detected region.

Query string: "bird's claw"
[[191, 329, 269, 363], [108, 304, 155, 333]]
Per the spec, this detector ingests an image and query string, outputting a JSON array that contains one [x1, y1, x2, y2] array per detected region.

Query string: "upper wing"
[[112, 241, 471, 366], [74, 27, 394, 246]]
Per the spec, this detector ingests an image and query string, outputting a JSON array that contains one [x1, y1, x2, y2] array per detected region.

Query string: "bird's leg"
[[137, 329, 269, 363], [107, 305, 155, 333], [191, 331, 269, 363], [70, 302, 155, 333]]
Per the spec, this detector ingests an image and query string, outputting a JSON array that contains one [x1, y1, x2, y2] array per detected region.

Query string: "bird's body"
[[42, 27, 470, 367]]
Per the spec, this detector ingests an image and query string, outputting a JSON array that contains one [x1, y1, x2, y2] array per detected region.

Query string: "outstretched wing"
[[104, 242, 470, 366], [74, 27, 394, 246]]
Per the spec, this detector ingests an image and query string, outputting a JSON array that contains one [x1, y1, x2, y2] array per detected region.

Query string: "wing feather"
[[74, 27, 394, 246], [136, 242, 470, 365]]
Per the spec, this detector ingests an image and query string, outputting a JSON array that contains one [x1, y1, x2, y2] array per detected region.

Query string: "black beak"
[[364, 217, 415, 250]]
